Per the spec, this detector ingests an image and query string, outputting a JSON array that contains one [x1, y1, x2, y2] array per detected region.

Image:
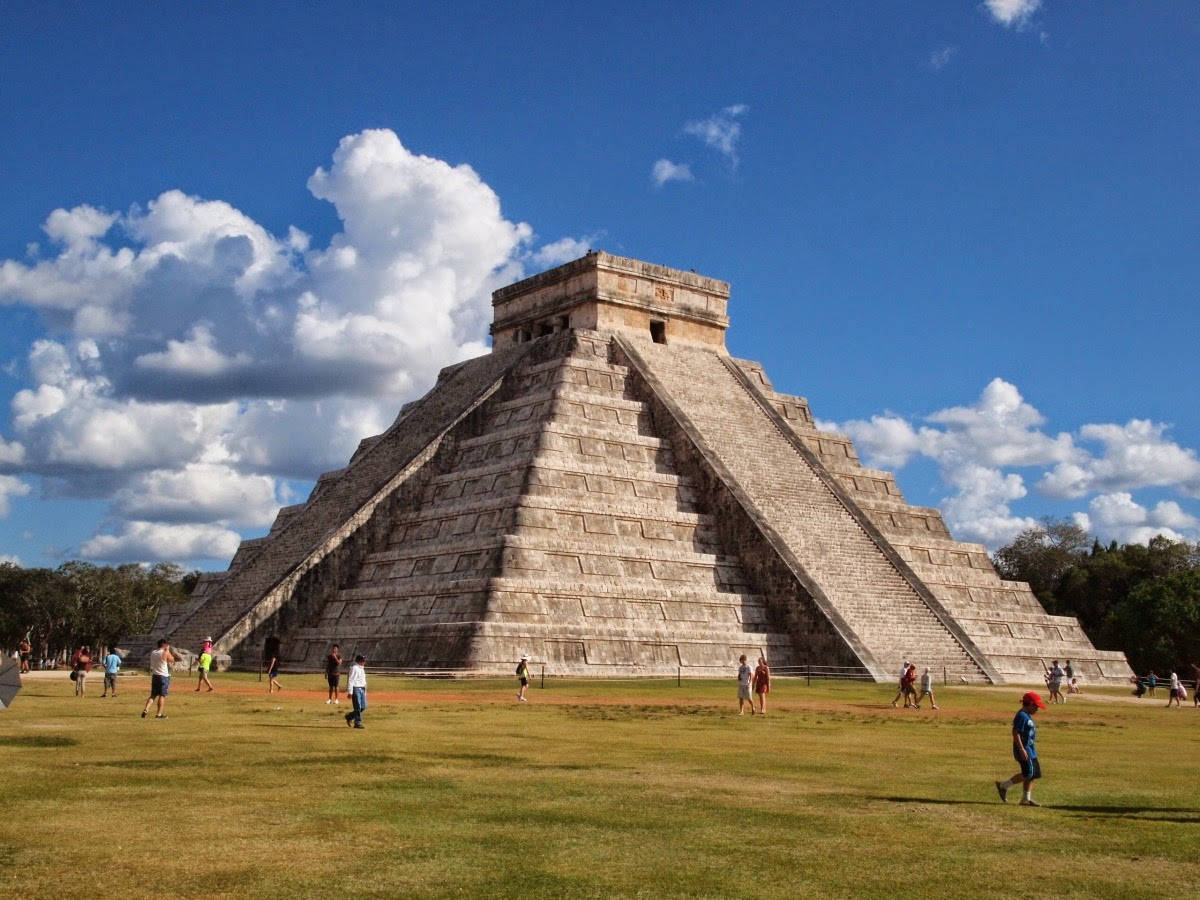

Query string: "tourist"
[[100, 646, 122, 697], [1146, 670, 1158, 697], [1064, 659, 1075, 687], [1191, 662, 1200, 708], [141, 639, 175, 719], [1166, 671, 1183, 707], [1046, 660, 1065, 704], [70, 645, 92, 697], [516, 654, 531, 702], [753, 656, 771, 715], [266, 651, 282, 694], [995, 691, 1047, 807], [17, 636, 31, 673], [325, 644, 343, 704], [914, 666, 939, 710], [195, 637, 215, 692], [890, 656, 910, 708], [344, 655, 367, 729], [901, 663, 919, 708], [1131, 674, 1146, 698], [736, 654, 754, 715]]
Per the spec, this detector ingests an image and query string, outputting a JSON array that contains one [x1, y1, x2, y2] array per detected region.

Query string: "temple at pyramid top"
[[492, 251, 731, 350], [140, 252, 1132, 686]]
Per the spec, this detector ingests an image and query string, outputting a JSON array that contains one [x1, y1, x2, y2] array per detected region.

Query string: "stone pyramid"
[[160, 253, 1132, 684]]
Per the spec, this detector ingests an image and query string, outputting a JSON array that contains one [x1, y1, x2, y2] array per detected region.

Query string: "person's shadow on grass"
[[877, 795, 1200, 822]]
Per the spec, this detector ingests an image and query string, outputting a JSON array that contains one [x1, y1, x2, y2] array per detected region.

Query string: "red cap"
[[1021, 691, 1047, 710]]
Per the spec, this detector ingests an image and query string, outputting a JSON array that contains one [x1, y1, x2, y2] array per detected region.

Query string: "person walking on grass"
[[914, 666, 939, 710], [1166, 671, 1183, 707], [736, 654, 755, 715], [71, 645, 92, 696], [325, 644, 343, 704], [18, 636, 31, 674], [1046, 660, 1065, 704], [344, 655, 367, 729], [890, 657, 910, 707], [141, 639, 175, 719], [995, 691, 1047, 807], [100, 646, 121, 697], [516, 655, 531, 702], [753, 656, 771, 715], [195, 637, 215, 692], [1191, 662, 1200, 708], [266, 651, 282, 693]]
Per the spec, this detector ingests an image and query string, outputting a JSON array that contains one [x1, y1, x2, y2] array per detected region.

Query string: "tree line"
[[993, 520, 1200, 675], [0, 561, 197, 664]]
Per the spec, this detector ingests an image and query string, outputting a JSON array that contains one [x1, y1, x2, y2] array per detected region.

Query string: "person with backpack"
[[70, 646, 92, 697], [516, 655, 531, 702], [195, 637, 215, 692]]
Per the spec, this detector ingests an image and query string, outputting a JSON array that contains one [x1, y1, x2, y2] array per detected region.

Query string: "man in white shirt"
[[344, 655, 367, 729], [141, 639, 175, 719]]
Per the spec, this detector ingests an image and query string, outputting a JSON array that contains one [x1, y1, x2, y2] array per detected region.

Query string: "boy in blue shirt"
[[100, 647, 122, 698], [995, 691, 1047, 806]]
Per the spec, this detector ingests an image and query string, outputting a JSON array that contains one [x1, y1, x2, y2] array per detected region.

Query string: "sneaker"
[[141, 710, 147, 718], [155, 714, 167, 719], [326, 699, 332, 705], [334, 699, 339, 705], [345, 713, 353, 727], [995, 781, 1008, 803], [353, 724, 364, 729], [1019, 799, 1040, 807]]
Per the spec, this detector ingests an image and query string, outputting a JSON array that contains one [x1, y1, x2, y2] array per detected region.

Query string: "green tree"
[[1110, 568, 1200, 673], [992, 518, 1091, 611]]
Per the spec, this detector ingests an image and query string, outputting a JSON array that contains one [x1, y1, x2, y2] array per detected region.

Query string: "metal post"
[[540, 664, 544, 689], [677, 665, 681, 687], [806, 662, 811, 688], [943, 665, 947, 686]]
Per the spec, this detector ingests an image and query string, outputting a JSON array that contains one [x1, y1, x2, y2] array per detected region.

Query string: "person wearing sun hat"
[[995, 691, 1047, 806]]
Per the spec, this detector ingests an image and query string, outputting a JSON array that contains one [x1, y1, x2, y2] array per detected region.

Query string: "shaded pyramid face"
[[153, 253, 1133, 684]]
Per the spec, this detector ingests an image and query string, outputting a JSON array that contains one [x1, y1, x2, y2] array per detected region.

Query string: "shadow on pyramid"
[[142, 253, 1132, 684]]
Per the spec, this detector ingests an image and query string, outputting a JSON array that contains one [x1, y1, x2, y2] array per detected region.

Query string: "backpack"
[[516, 662, 524, 675]]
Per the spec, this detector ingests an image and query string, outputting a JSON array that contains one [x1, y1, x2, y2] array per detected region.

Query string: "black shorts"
[[326, 673, 339, 689]]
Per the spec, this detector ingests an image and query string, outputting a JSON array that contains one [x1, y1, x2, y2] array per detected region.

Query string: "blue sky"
[[2, 1, 1198, 570]]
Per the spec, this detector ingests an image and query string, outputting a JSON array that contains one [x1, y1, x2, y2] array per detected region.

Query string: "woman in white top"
[[1166, 671, 1183, 707]]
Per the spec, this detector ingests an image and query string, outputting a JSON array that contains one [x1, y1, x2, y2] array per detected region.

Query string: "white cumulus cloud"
[[834, 377, 1200, 549], [683, 105, 748, 168], [652, 159, 694, 187], [1075, 492, 1196, 546], [80, 522, 243, 563], [984, 0, 1042, 28], [0, 129, 580, 563], [0, 475, 31, 517]]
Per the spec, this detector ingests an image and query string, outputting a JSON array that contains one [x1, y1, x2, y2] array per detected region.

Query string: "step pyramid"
[[155, 252, 1133, 684]]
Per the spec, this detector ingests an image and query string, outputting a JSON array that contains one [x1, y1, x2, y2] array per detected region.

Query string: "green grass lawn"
[[1, 672, 1197, 898]]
